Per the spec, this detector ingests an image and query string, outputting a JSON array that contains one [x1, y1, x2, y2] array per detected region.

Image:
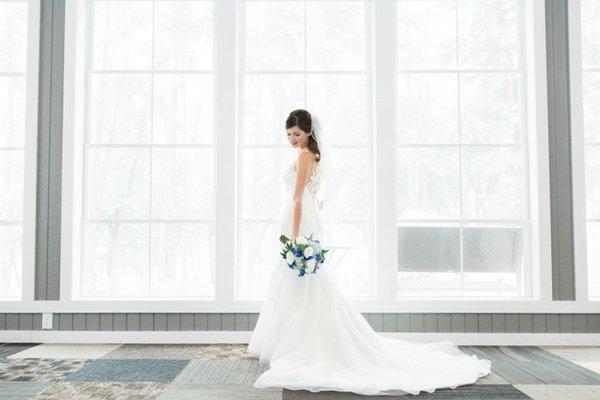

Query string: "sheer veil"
[[308, 113, 340, 219]]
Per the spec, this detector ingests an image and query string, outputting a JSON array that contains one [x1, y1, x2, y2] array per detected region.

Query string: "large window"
[[0, 0, 37, 301], [70, 0, 215, 299], [570, 0, 600, 300], [395, 0, 537, 298], [59, 0, 552, 311], [236, 0, 374, 300]]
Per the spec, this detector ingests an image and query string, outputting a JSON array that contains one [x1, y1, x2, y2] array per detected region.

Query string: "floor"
[[0, 343, 599, 399]]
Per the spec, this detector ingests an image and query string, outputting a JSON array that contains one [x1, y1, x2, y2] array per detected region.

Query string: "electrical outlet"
[[42, 313, 53, 329]]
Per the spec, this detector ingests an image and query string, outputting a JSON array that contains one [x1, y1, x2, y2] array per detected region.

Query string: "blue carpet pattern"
[[0, 343, 599, 399]]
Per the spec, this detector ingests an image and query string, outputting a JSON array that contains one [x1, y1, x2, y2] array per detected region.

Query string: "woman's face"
[[286, 125, 309, 149]]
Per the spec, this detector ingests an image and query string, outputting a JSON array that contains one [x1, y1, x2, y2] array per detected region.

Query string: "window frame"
[[374, 0, 555, 312], [70, 0, 218, 301], [568, 0, 600, 303], [394, 0, 532, 299], [234, 0, 376, 301]]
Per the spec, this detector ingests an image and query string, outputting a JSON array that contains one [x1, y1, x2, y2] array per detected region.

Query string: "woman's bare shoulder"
[[297, 149, 317, 162], [296, 152, 318, 172]]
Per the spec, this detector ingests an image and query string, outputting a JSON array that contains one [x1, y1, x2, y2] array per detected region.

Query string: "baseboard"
[[2, 330, 600, 346]]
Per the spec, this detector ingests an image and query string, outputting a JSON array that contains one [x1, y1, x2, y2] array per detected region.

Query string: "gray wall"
[[4, 0, 596, 333], [2, 313, 600, 334], [35, 0, 63, 301], [546, 0, 576, 301]]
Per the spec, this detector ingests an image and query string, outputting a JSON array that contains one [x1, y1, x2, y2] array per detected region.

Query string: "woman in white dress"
[[247, 109, 492, 396]]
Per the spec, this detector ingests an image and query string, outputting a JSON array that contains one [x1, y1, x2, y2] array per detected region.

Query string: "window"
[[236, 0, 374, 300], [0, 0, 38, 301], [395, 0, 537, 298], [70, 0, 215, 299], [570, 0, 600, 300], [59, 0, 551, 312]]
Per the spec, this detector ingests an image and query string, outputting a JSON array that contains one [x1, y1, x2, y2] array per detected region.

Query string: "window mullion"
[[148, 0, 155, 298], [374, 0, 397, 304], [456, 0, 464, 297], [22, 0, 42, 302], [214, 0, 238, 306], [568, 0, 590, 301]]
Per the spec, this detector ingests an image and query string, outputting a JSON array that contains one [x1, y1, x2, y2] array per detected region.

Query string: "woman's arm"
[[291, 151, 313, 241]]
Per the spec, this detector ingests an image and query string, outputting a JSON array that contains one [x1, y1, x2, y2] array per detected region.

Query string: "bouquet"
[[279, 233, 329, 277]]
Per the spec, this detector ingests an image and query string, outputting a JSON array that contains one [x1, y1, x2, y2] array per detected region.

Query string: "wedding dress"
[[246, 153, 492, 396]]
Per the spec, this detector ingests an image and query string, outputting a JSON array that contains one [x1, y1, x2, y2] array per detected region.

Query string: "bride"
[[246, 109, 492, 396]]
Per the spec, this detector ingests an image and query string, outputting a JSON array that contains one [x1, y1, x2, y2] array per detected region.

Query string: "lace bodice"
[[283, 157, 322, 198], [280, 152, 324, 235]]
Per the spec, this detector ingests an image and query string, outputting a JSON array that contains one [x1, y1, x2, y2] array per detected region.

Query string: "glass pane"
[[245, 1, 305, 71], [463, 272, 519, 297], [82, 222, 150, 298], [398, 271, 461, 297], [153, 74, 214, 144], [307, 74, 368, 145], [461, 147, 524, 219], [396, 147, 460, 219], [587, 222, 600, 299], [323, 222, 371, 298], [151, 148, 214, 219], [154, 1, 213, 70], [241, 147, 297, 219], [243, 74, 304, 145], [583, 72, 600, 143], [397, 0, 457, 70], [330, 148, 371, 220], [397, 225, 460, 272], [306, 1, 365, 71], [92, 1, 153, 70], [463, 224, 522, 298], [460, 73, 521, 144], [581, 0, 600, 69], [0, 76, 25, 147], [0, 150, 24, 220], [150, 222, 215, 298], [397, 73, 458, 144], [89, 73, 152, 144], [0, 224, 22, 300], [0, 2, 27, 302], [458, 0, 519, 69], [463, 226, 522, 272], [585, 146, 600, 219], [0, 2, 28, 72], [86, 148, 151, 219], [237, 222, 282, 299]]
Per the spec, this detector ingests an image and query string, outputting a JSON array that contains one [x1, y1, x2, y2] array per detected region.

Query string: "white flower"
[[303, 246, 314, 258], [296, 236, 309, 245], [285, 251, 295, 264], [306, 259, 316, 272]]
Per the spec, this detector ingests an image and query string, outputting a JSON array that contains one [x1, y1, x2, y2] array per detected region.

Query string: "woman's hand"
[[291, 231, 299, 243]]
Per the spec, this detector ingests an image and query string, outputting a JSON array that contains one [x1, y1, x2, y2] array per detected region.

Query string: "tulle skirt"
[[246, 194, 491, 396]]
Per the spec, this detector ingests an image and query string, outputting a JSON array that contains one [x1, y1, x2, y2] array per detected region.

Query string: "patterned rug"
[[0, 343, 599, 399]]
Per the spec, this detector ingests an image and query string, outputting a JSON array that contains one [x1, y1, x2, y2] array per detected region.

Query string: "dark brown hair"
[[285, 109, 321, 162]]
